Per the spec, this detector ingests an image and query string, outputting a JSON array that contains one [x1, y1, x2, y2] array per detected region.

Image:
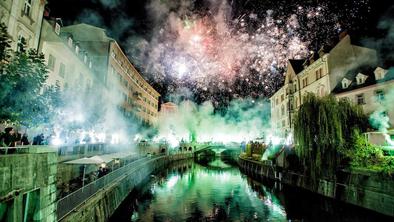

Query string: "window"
[[23, 0, 32, 16], [17, 34, 26, 52], [55, 23, 61, 35], [75, 45, 79, 54], [315, 68, 323, 80], [281, 105, 285, 116], [356, 74, 367, 85], [374, 67, 387, 80], [320, 87, 326, 97], [375, 90, 384, 102], [302, 77, 308, 88], [59, 63, 66, 78], [356, 77, 362, 85], [48, 54, 55, 71], [356, 94, 365, 105], [342, 81, 348, 89], [281, 94, 284, 102], [68, 37, 73, 47], [89, 61, 92, 69]]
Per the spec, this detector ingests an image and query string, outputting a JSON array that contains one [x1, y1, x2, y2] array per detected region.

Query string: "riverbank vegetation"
[[294, 93, 394, 177]]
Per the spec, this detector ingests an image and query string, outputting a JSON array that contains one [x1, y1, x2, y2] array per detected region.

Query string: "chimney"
[[318, 46, 325, 58], [339, 30, 348, 41], [309, 52, 315, 64], [43, 6, 50, 18]]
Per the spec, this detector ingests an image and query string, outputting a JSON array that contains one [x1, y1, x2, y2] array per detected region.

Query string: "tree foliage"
[[294, 93, 368, 180], [341, 132, 394, 175], [0, 23, 11, 63], [0, 22, 60, 127]]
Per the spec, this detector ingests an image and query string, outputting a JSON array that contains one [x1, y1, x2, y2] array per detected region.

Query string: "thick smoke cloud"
[[154, 95, 271, 147]]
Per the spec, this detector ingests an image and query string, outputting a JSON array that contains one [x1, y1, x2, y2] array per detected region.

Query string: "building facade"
[[270, 35, 377, 136], [108, 41, 160, 125], [334, 67, 394, 127], [39, 19, 96, 91], [160, 102, 178, 113], [0, 0, 46, 51], [60, 23, 160, 125]]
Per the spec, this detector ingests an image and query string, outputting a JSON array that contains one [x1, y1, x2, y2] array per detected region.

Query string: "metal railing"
[[0, 143, 107, 156], [56, 155, 164, 220], [0, 146, 32, 155]]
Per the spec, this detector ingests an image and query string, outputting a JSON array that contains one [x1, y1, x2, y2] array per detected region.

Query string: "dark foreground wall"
[[60, 153, 192, 222], [238, 157, 394, 217]]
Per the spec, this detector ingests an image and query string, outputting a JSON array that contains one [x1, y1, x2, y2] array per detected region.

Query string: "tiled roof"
[[288, 59, 306, 74], [333, 66, 394, 94]]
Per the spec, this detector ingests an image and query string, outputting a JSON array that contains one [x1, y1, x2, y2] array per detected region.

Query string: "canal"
[[110, 156, 392, 222]]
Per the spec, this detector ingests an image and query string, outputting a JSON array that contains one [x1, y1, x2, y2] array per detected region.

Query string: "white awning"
[[64, 157, 105, 165], [64, 152, 138, 165]]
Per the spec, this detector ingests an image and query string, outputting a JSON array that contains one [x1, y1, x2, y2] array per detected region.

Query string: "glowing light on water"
[[166, 175, 179, 189]]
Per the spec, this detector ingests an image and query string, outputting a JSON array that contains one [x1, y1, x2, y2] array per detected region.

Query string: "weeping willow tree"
[[294, 93, 368, 182]]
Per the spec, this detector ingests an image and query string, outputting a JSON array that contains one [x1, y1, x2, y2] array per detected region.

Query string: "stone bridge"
[[193, 143, 241, 156]]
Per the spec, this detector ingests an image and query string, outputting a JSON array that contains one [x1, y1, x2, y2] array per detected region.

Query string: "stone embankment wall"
[[0, 147, 57, 222], [238, 157, 394, 217], [60, 153, 192, 222]]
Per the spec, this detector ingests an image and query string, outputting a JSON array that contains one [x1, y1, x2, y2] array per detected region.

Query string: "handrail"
[[0, 146, 32, 155], [56, 155, 165, 221]]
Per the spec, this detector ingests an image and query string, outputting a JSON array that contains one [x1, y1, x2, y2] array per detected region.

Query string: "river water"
[[110, 157, 391, 222]]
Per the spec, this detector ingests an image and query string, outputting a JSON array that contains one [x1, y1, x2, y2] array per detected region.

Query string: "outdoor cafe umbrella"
[[64, 156, 111, 187]]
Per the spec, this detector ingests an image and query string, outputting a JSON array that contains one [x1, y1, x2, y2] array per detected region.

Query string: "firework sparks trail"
[[131, 0, 371, 105]]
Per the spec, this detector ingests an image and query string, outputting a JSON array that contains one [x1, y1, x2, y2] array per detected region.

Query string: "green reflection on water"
[[136, 159, 287, 221]]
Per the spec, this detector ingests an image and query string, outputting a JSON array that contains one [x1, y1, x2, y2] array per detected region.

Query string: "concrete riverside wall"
[[0, 147, 58, 222], [238, 157, 394, 217], [59, 153, 192, 222]]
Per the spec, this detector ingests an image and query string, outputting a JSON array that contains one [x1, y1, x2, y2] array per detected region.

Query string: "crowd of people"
[[0, 127, 29, 147], [242, 141, 268, 156], [0, 126, 58, 148]]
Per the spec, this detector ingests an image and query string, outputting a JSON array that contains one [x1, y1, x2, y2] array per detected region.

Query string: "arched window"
[[320, 86, 326, 97], [281, 105, 285, 116], [17, 34, 26, 52]]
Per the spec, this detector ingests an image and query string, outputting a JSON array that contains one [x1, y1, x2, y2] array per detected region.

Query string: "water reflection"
[[111, 157, 392, 222], [111, 158, 287, 221]]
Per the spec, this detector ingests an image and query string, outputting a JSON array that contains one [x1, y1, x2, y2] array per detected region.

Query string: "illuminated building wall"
[[0, 0, 46, 51], [39, 19, 97, 91], [335, 67, 394, 127], [108, 41, 160, 125], [60, 23, 160, 125], [271, 35, 377, 136], [160, 102, 178, 113]]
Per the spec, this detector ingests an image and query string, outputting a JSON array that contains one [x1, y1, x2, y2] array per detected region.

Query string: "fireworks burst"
[[129, 0, 371, 106]]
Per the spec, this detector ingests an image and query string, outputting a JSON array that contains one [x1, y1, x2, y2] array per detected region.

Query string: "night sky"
[[47, 0, 394, 107]]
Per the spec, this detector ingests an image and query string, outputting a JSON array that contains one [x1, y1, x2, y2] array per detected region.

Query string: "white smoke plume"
[[154, 95, 271, 147]]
